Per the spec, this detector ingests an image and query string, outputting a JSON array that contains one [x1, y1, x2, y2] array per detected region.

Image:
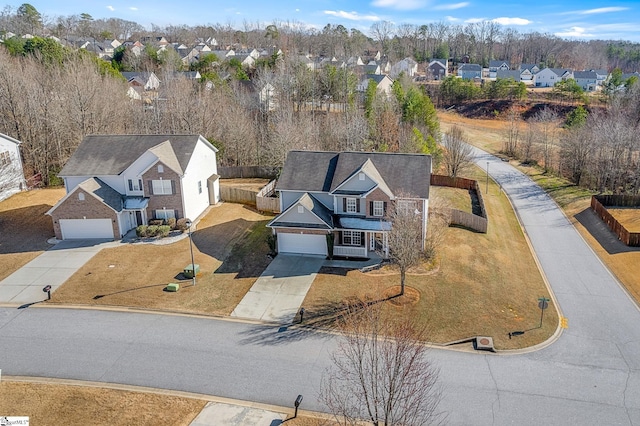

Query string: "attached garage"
[[59, 218, 115, 239], [277, 233, 327, 256]]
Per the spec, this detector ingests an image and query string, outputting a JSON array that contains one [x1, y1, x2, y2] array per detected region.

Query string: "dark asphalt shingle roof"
[[59, 134, 203, 176], [79, 177, 123, 212], [277, 151, 431, 199]]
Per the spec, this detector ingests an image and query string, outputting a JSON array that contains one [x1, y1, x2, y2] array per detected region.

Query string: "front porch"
[[332, 230, 389, 259]]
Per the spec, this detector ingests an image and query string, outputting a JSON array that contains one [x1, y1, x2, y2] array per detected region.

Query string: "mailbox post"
[[43, 285, 52, 300], [294, 394, 303, 418]]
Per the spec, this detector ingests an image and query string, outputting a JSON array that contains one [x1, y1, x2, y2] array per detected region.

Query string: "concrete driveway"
[[0, 239, 114, 305], [231, 254, 325, 323]]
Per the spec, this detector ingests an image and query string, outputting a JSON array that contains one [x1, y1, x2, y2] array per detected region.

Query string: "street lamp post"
[[486, 161, 490, 194], [185, 219, 196, 286]]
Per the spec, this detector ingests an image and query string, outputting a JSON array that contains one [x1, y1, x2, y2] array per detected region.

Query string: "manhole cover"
[[479, 338, 490, 345]]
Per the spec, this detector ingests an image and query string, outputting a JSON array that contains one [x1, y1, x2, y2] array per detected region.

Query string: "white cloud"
[[580, 7, 628, 15], [464, 17, 485, 24], [107, 5, 115, 11], [555, 26, 594, 37], [445, 15, 460, 22], [492, 17, 532, 26], [295, 9, 300, 12], [371, 0, 427, 10], [324, 10, 381, 21], [129, 7, 138, 11], [434, 2, 469, 11]]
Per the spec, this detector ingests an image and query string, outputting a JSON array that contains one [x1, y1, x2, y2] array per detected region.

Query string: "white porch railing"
[[333, 245, 367, 258]]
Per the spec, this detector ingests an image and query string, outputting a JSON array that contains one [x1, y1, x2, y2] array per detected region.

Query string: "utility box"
[[183, 264, 200, 278], [166, 283, 180, 292]]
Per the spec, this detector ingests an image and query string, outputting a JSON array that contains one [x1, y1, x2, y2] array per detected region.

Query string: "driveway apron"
[[231, 254, 325, 323], [0, 239, 112, 304]]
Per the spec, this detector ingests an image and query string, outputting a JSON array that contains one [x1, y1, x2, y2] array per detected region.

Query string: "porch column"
[[384, 233, 389, 258]]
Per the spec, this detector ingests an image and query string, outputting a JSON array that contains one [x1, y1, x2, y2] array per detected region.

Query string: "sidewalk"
[[190, 402, 286, 426]]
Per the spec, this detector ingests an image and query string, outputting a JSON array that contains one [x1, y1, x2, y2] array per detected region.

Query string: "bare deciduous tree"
[[321, 302, 443, 426], [387, 197, 425, 297], [502, 105, 521, 157], [441, 125, 474, 177]]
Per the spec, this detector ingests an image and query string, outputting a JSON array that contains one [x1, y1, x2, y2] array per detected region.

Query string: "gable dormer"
[[331, 159, 394, 215]]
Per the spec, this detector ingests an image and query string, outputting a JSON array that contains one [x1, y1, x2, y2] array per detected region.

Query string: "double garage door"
[[59, 218, 114, 240], [278, 233, 327, 256]]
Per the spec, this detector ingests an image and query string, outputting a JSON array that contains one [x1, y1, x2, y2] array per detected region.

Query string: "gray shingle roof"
[[277, 151, 431, 199], [59, 134, 204, 177], [573, 71, 597, 79], [78, 177, 123, 212]]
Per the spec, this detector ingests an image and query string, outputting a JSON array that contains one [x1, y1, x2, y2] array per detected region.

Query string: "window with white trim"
[[342, 231, 361, 246], [346, 197, 357, 213], [157, 164, 164, 173], [297, 205, 304, 213], [397, 200, 417, 215], [358, 172, 365, 181], [78, 193, 85, 201], [128, 179, 143, 191], [373, 200, 384, 217], [0, 151, 10, 166], [152, 179, 172, 195], [198, 180, 202, 194], [155, 209, 175, 220]]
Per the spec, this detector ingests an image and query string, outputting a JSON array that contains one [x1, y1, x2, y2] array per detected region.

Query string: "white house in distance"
[[0, 133, 27, 201], [357, 74, 394, 97], [47, 135, 220, 240], [534, 68, 573, 87]]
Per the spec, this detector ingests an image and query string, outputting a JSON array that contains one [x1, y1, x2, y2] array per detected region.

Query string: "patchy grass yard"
[[0, 188, 64, 281], [219, 178, 271, 192], [431, 186, 472, 213], [0, 381, 334, 426], [0, 381, 204, 426], [302, 166, 556, 350], [51, 203, 274, 316]]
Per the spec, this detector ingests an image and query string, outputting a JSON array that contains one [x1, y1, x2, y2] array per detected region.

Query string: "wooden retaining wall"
[[591, 195, 640, 246]]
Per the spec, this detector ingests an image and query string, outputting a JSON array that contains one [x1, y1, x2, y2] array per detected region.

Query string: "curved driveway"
[[1, 151, 640, 425]]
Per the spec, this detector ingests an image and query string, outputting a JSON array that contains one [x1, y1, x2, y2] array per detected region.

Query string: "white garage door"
[[278, 233, 327, 256], [59, 219, 114, 239]]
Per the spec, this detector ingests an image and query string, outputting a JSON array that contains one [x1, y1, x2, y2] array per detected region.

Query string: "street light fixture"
[[185, 219, 196, 286]]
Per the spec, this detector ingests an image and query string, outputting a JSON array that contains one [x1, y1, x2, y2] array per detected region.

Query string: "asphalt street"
[[1, 150, 640, 425]]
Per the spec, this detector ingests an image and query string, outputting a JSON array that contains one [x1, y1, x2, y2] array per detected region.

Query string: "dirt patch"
[[384, 286, 420, 306], [51, 203, 275, 315], [0, 188, 65, 280]]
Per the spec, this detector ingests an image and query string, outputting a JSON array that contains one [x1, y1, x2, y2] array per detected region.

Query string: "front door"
[[135, 210, 143, 226]]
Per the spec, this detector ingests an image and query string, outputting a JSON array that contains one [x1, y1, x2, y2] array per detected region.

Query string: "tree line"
[[0, 44, 441, 185], [2, 4, 640, 72]]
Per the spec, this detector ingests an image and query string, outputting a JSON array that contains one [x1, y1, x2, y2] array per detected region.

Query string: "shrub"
[[136, 225, 148, 237], [166, 217, 177, 230], [266, 234, 277, 255], [176, 218, 189, 232], [157, 225, 171, 237], [147, 225, 159, 236], [148, 219, 164, 226]]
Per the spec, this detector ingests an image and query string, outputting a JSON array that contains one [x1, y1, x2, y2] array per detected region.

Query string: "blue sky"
[[13, 0, 640, 41]]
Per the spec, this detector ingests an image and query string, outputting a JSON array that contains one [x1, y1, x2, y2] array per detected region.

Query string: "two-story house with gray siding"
[[268, 151, 431, 259]]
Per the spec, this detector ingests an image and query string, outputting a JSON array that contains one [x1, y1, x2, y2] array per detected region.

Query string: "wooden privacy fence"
[[256, 179, 280, 213], [218, 166, 280, 179], [591, 195, 640, 246], [219, 186, 257, 206], [431, 174, 488, 233]]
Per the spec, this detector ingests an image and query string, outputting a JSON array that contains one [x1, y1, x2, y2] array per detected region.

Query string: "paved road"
[[1, 152, 640, 424]]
